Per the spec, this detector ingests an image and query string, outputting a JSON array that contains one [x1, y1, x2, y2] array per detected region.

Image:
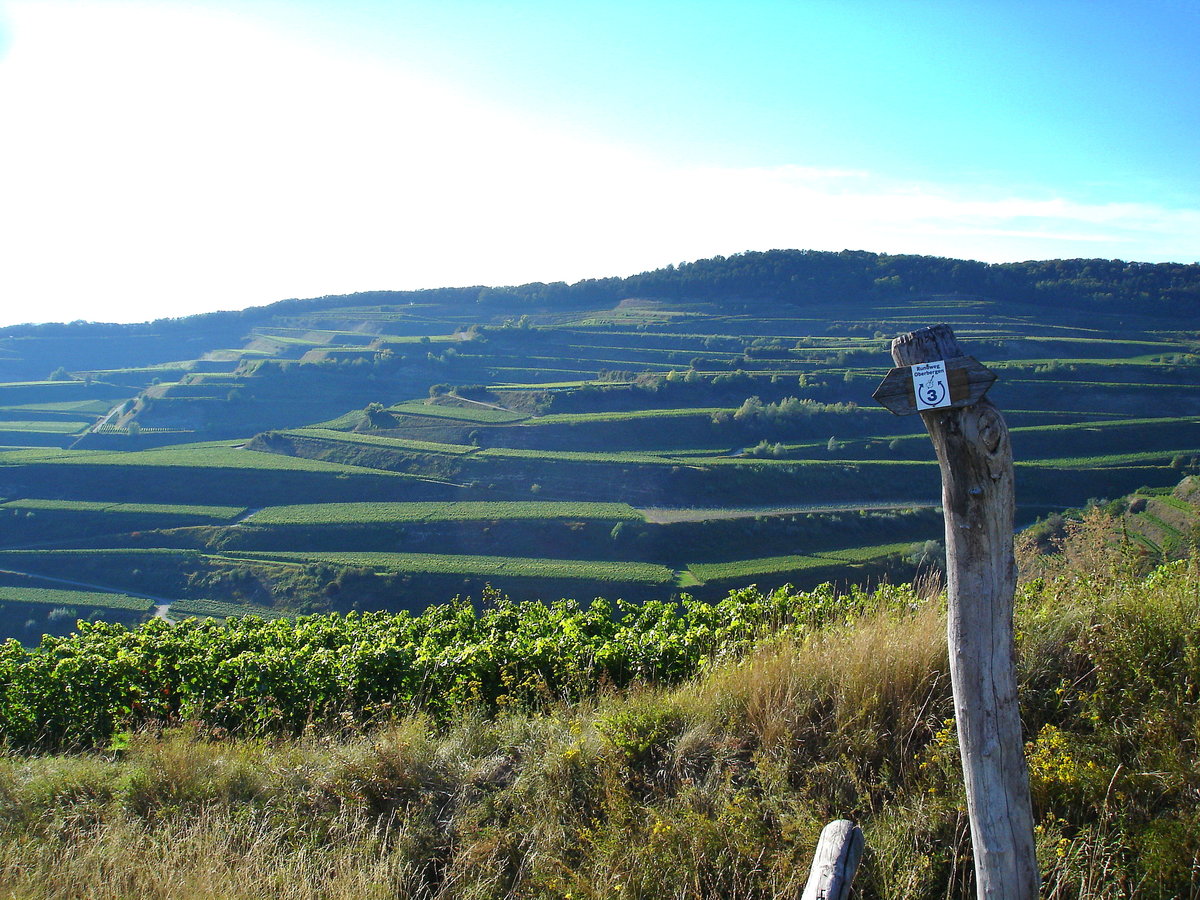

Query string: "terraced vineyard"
[[0, 251, 1197, 640]]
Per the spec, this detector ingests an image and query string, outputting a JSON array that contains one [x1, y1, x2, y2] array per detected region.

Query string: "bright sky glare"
[[1, 0, 1197, 326]]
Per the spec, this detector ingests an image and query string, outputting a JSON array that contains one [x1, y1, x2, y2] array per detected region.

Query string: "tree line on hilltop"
[[3, 251, 1197, 341]]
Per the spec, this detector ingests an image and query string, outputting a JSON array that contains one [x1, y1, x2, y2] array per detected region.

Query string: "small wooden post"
[[880, 324, 1039, 899], [802, 819, 864, 900]]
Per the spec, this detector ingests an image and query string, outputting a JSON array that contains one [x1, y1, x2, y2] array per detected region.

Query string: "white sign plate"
[[912, 360, 950, 410]]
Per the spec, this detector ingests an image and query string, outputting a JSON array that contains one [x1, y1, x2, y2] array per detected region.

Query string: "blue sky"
[[1, 0, 1197, 326]]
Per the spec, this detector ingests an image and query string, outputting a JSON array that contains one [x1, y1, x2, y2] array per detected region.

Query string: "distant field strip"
[[492, 380, 616, 391], [1009, 416, 1200, 435], [1018, 451, 1187, 468], [1, 400, 115, 414], [688, 541, 916, 582], [687, 555, 840, 582], [639, 502, 932, 523], [998, 376, 1200, 390], [218, 550, 676, 583], [0, 383, 119, 404], [1017, 336, 1192, 351], [247, 501, 643, 525], [0, 420, 90, 433], [389, 401, 526, 423], [169, 598, 286, 620], [477, 447, 682, 465], [525, 408, 726, 426], [0, 584, 153, 611], [999, 354, 1179, 368], [12, 441, 417, 474], [0, 448, 116, 463], [817, 541, 917, 561], [0, 548, 199, 567], [283, 428, 476, 454], [2, 499, 246, 521]]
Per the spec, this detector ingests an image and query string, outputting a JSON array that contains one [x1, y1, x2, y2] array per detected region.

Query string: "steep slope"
[[0, 252, 1195, 640]]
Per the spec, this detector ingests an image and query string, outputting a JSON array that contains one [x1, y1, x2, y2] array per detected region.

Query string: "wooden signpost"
[[871, 355, 997, 416], [873, 324, 1039, 899], [801, 819, 864, 900]]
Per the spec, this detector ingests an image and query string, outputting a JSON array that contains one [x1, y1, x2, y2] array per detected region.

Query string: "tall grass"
[[1, 559, 1198, 898]]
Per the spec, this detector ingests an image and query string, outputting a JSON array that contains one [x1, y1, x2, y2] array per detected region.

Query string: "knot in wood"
[[978, 406, 1004, 454]]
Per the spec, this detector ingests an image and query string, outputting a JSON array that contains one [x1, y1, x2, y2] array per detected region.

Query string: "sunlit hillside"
[[0, 251, 1197, 641]]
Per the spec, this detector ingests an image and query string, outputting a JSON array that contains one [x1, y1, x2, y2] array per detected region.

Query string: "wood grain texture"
[[891, 324, 1038, 899], [801, 819, 864, 900], [871, 355, 997, 416]]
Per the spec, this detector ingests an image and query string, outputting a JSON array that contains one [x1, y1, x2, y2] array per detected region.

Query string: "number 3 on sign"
[[912, 360, 950, 410]]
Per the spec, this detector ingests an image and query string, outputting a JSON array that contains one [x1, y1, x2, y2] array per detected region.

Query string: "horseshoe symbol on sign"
[[918, 376, 946, 407], [910, 359, 951, 411]]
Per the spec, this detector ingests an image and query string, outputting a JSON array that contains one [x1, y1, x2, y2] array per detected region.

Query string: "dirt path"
[[440, 396, 511, 413], [90, 402, 127, 432]]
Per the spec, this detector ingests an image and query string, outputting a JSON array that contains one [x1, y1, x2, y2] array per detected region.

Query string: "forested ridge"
[[599, 250, 1200, 313], [3, 250, 1198, 341]]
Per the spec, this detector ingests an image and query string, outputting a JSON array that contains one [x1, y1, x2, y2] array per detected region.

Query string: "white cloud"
[[1, 1, 1196, 326]]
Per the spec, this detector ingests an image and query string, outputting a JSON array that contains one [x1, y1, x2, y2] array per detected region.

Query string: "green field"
[[282, 427, 477, 455], [246, 501, 643, 526], [2, 499, 246, 519], [167, 597, 286, 620], [524, 407, 727, 426], [1019, 451, 1184, 468], [216, 550, 677, 584], [817, 540, 921, 562], [0, 447, 91, 463], [9, 441, 417, 473], [389, 400, 527, 423], [687, 541, 915, 583], [1, 399, 113, 414], [0, 420, 90, 433], [0, 251, 1195, 635], [0, 584, 153, 612], [686, 555, 836, 582], [476, 447, 684, 464]]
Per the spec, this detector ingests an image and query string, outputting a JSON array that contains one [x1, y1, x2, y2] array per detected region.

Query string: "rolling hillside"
[[0, 251, 1197, 640]]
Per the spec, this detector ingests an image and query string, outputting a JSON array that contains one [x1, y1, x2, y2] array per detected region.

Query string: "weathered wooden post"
[[802, 819, 864, 900], [872, 324, 1039, 899]]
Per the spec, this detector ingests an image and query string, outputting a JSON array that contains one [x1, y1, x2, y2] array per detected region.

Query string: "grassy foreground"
[[1, 556, 1199, 898]]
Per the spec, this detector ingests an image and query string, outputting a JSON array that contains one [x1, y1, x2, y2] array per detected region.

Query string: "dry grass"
[[1016, 505, 1141, 585], [0, 806, 443, 900], [2, 562, 1199, 899], [690, 600, 950, 805]]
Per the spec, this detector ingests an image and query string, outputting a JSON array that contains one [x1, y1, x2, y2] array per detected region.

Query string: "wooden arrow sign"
[[871, 354, 996, 416]]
